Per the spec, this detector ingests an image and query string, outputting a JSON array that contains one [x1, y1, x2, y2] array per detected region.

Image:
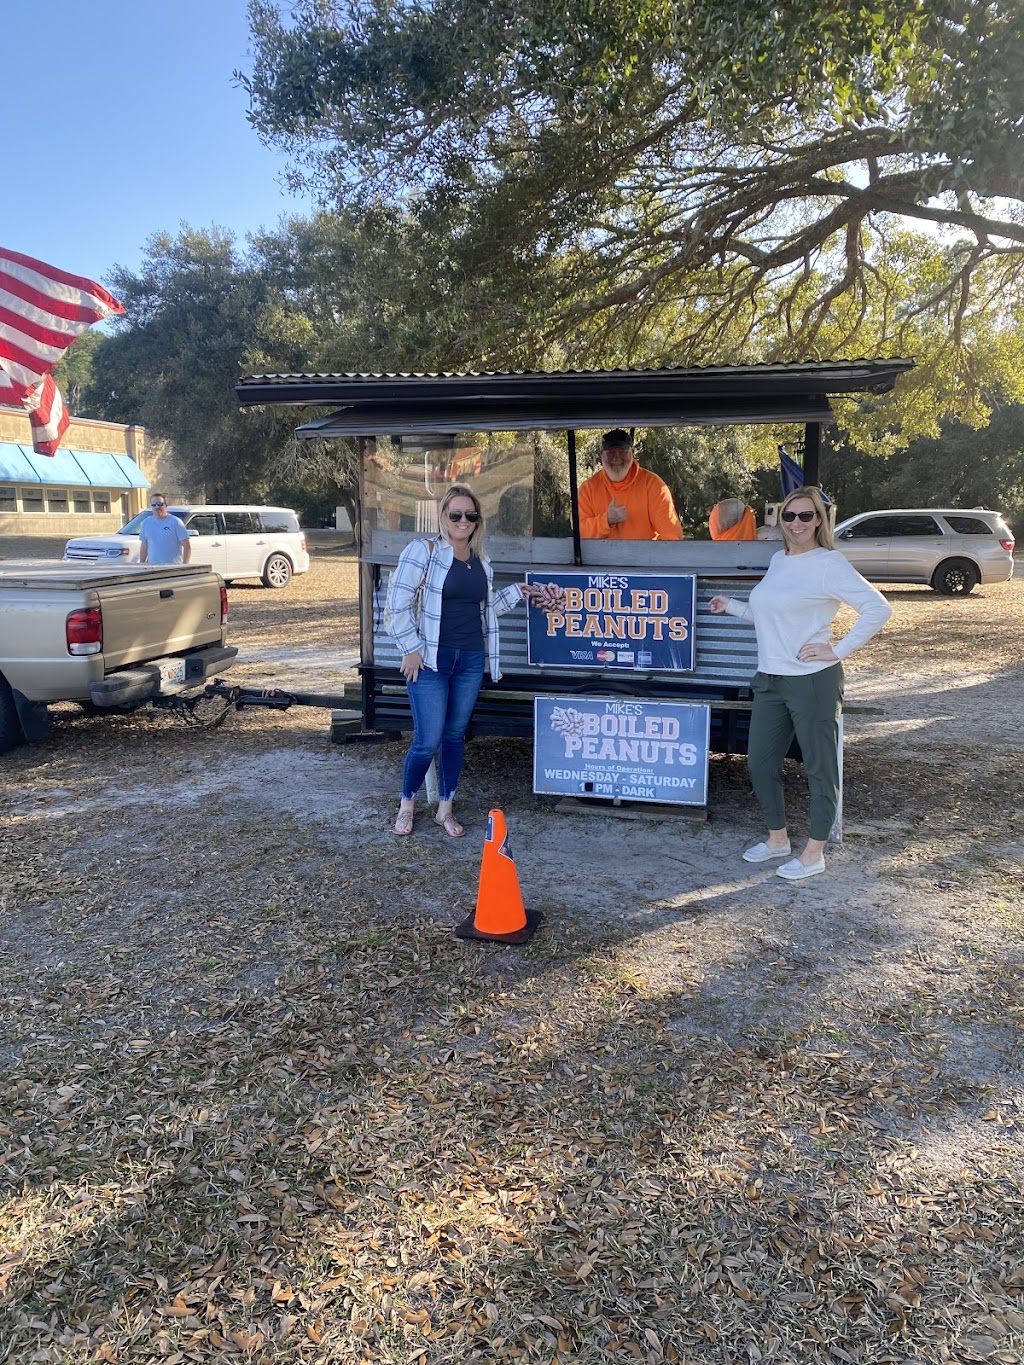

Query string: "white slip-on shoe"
[[776, 856, 826, 880], [742, 840, 792, 863]]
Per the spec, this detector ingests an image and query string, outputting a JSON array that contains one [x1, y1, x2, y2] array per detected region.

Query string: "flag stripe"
[[0, 247, 124, 319], [0, 246, 124, 457], [0, 266, 122, 327], [0, 337, 65, 393], [0, 297, 88, 351]]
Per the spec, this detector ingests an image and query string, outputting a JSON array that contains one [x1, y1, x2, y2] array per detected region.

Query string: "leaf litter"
[[1, 546, 1022, 1363]]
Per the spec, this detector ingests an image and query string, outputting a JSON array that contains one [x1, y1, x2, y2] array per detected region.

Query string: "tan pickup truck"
[[0, 559, 237, 753]]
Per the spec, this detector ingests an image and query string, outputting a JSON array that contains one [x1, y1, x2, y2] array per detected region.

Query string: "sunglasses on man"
[[151, 501, 167, 508], [448, 510, 479, 523], [781, 509, 816, 523]]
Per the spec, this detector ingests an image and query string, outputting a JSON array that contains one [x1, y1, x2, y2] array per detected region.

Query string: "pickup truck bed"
[[0, 559, 237, 751]]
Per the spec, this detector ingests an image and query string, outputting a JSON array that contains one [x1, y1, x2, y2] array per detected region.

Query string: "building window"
[[21, 487, 43, 512], [93, 491, 111, 514], [73, 491, 91, 513], [0, 486, 16, 513], [47, 489, 69, 513]]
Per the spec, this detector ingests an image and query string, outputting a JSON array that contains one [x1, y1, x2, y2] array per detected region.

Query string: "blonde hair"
[[437, 483, 486, 559], [780, 485, 835, 551]]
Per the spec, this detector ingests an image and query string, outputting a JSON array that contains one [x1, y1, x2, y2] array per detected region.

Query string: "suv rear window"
[[259, 510, 300, 533], [943, 515, 994, 535]]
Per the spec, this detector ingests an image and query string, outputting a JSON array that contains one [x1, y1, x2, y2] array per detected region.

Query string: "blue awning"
[[0, 442, 149, 489]]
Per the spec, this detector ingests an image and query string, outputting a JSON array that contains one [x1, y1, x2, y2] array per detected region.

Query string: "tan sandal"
[[434, 812, 464, 838], [394, 809, 414, 836]]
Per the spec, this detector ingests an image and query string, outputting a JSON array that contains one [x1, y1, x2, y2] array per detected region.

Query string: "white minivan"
[[63, 504, 310, 588]]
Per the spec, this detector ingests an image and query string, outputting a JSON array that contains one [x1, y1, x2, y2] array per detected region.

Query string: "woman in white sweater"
[[709, 486, 892, 881]]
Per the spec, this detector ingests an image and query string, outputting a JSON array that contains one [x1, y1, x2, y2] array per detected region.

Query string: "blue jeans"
[[401, 647, 485, 801]]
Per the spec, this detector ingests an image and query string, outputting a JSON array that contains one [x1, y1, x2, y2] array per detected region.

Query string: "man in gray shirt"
[[139, 494, 191, 565]]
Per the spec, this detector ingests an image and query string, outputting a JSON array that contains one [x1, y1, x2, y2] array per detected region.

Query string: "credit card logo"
[[595, 649, 615, 663]]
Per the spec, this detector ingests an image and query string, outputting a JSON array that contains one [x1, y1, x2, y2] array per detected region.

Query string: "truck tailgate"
[[97, 577, 224, 668]]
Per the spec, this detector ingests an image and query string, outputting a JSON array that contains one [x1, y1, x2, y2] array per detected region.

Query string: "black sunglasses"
[[448, 510, 479, 523], [150, 500, 166, 507], [781, 509, 816, 523]]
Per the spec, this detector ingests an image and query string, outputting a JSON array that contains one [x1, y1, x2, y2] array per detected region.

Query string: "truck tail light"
[[220, 586, 229, 623], [999, 536, 1015, 552], [67, 607, 102, 655]]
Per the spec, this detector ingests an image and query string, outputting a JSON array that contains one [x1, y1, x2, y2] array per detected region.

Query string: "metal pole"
[[568, 428, 582, 566], [803, 421, 822, 487]]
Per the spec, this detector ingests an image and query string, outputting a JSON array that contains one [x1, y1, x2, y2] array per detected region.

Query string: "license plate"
[[158, 658, 186, 685]]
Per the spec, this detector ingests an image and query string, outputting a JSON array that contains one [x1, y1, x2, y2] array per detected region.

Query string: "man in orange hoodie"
[[578, 430, 683, 540]]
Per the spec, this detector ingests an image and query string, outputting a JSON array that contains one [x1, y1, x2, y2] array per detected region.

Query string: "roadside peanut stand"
[[236, 361, 910, 812]]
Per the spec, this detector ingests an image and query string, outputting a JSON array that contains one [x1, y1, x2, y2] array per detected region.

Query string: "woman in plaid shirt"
[[388, 484, 559, 837]]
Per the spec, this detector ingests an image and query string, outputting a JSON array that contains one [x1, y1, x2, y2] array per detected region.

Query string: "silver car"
[[834, 507, 1015, 595]]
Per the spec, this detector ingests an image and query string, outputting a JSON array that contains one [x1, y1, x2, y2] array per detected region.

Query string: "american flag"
[[0, 247, 125, 456]]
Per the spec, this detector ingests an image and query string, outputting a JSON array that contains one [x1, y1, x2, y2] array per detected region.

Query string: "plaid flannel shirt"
[[387, 537, 524, 681]]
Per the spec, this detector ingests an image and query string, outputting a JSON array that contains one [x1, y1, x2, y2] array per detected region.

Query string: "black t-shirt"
[[438, 555, 486, 649]]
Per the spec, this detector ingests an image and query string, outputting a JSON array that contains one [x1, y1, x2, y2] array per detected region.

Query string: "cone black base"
[[454, 907, 545, 944]]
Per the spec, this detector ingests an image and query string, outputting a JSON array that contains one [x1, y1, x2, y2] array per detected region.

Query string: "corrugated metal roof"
[[238, 358, 912, 389], [235, 360, 913, 436], [0, 443, 149, 488]]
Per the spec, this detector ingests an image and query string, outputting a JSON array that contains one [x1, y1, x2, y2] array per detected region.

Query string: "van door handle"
[[160, 589, 174, 599]]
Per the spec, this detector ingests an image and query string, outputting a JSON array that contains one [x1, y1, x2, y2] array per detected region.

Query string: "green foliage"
[[80, 226, 361, 504], [52, 330, 104, 415], [242, 0, 1024, 429]]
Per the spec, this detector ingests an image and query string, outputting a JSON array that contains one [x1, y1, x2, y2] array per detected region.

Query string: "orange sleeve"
[[577, 474, 612, 539], [648, 475, 683, 540]]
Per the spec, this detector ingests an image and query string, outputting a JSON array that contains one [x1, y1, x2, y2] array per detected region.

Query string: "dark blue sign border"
[[526, 571, 696, 672], [533, 696, 711, 806]]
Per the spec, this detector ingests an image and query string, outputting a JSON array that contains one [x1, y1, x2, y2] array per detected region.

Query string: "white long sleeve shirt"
[[725, 548, 892, 675]]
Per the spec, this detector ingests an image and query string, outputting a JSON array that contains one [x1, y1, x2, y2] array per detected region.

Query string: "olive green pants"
[[747, 665, 844, 841]]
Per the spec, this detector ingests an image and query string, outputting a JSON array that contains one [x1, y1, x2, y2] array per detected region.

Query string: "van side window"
[[186, 514, 219, 536], [222, 512, 258, 534], [259, 511, 299, 534]]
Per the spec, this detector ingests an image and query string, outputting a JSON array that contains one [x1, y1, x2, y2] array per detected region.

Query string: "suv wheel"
[[262, 553, 293, 589], [931, 557, 979, 596]]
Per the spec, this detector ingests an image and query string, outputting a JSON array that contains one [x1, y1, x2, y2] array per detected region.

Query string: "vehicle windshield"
[[118, 508, 188, 535]]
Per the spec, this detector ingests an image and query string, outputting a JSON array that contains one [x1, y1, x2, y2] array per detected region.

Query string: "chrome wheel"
[[262, 553, 293, 589]]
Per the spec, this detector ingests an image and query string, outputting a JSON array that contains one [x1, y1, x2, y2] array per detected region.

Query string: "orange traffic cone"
[[455, 809, 544, 944]]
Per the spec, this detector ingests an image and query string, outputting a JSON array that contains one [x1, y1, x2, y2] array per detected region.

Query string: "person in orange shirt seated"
[[709, 498, 757, 541], [577, 430, 683, 540]]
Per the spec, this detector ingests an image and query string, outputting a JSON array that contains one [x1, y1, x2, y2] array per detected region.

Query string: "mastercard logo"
[[596, 649, 615, 662]]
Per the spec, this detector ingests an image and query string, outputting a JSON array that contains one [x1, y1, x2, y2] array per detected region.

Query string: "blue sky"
[[0, 1, 312, 293]]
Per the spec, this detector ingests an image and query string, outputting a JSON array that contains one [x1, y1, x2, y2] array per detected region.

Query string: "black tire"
[[931, 558, 980, 596], [262, 553, 293, 589], [0, 673, 22, 755]]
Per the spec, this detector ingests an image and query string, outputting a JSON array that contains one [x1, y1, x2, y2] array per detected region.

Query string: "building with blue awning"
[[0, 405, 151, 535]]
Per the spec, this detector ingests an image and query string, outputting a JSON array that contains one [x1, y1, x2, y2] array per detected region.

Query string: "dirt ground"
[[1, 534, 1022, 1364]]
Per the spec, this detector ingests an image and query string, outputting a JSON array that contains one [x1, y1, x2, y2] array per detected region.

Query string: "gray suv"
[[834, 507, 1015, 595]]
